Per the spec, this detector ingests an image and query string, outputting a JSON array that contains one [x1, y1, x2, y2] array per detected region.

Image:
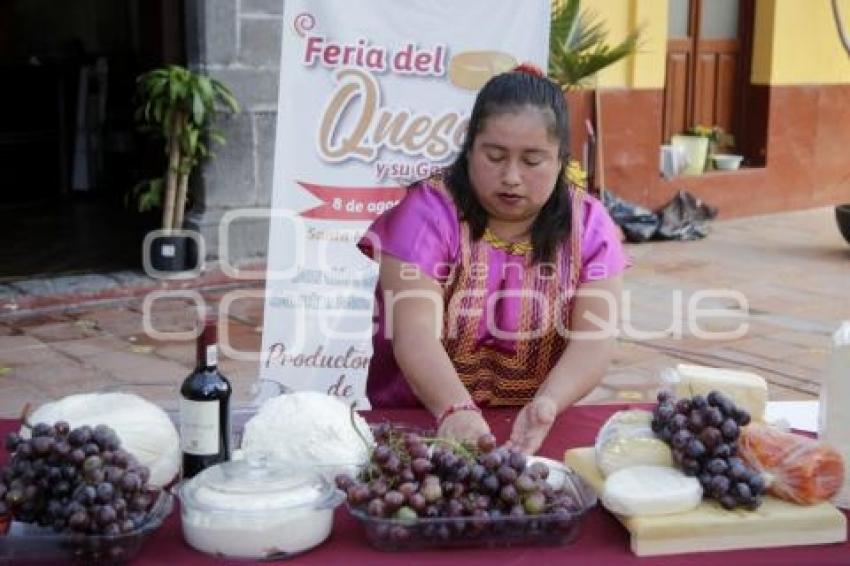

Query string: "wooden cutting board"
[[564, 447, 847, 557]]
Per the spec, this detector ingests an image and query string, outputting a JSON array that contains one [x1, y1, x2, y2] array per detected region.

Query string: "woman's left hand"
[[506, 396, 558, 455]]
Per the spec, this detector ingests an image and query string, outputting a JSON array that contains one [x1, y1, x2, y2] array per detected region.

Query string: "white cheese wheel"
[[674, 364, 768, 421], [595, 409, 673, 477], [601, 465, 703, 517], [240, 391, 373, 480], [24, 392, 180, 487]]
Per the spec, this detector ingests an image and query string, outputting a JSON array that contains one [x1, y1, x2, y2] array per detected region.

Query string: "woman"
[[358, 66, 627, 454]]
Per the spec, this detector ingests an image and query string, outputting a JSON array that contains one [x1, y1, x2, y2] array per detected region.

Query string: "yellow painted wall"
[[752, 0, 850, 85], [629, 0, 668, 89]]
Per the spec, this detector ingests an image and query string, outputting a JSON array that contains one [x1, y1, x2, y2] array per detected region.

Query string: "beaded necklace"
[[482, 228, 533, 255]]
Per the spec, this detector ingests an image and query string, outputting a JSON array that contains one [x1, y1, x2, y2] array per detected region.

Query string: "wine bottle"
[[180, 312, 231, 479]]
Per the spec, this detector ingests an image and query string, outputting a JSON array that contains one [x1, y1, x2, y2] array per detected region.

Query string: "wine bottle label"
[[180, 398, 220, 455], [206, 344, 217, 367]]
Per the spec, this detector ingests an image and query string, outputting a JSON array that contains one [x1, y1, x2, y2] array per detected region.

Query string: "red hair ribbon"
[[512, 62, 545, 77]]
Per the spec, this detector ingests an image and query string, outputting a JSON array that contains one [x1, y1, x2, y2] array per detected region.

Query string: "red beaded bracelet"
[[436, 401, 481, 429]]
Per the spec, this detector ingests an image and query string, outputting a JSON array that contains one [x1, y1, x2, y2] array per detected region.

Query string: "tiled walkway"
[[1, 206, 847, 417]]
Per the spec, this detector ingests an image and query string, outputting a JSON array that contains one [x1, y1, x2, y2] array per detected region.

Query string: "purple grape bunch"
[[652, 390, 764, 510], [1, 421, 155, 538], [335, 423, 582, 544]]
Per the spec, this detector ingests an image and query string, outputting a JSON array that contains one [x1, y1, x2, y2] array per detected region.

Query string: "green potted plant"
[[130, 65, 239, 272]]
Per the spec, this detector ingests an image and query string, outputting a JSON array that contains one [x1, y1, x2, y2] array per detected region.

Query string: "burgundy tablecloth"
[[2, 405, 848, 565]]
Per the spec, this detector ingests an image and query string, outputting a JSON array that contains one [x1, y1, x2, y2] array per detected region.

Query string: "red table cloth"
[[2, 404, 848, 565]]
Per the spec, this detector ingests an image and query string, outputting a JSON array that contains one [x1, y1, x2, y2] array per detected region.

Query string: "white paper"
[[764, 400, 819, 433]]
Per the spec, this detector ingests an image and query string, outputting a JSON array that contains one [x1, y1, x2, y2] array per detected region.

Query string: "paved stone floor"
[[0, 206, 847, 417]]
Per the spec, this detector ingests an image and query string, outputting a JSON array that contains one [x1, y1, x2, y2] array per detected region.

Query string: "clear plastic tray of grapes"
[[339, 424, 598, 551], [0, 489, 173, 565], [0, 418, 175, 565]]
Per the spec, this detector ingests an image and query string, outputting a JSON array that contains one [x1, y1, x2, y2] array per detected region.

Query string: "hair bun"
[[512, 62, 545, 78]]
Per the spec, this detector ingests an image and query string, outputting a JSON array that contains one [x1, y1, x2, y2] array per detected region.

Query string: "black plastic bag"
[[655, 190, 718, 241], [602, 191, 659, 242]]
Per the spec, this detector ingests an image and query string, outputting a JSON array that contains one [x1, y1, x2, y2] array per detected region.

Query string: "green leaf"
[[170, 76, 187, 105], [130, 178, 165, 212], [197, 76, 215, 105], [185, 127, 200, 157], [550, 0, 581, 55], [191, 91, 205, 126], [212, 79, 240, 112], [150, 77, 168, 99], [153, 99, 164, 123], [196, 141, 209, 158]]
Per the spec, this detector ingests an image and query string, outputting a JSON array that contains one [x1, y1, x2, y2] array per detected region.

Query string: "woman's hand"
[[507, 396, 557, 455], [437, 409, 491, 445]]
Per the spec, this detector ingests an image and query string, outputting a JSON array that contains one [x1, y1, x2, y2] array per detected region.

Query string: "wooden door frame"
[[686, 0, 702, 127], [734, 0, 765, 165]]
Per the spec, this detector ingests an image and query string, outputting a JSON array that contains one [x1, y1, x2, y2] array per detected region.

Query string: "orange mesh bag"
[[738, 423, 845, 505]]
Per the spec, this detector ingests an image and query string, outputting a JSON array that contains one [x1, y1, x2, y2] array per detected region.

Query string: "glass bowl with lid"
[[178, 454, 345, 560]]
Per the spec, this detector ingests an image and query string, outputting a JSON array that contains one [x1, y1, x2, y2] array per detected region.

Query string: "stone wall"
[[183, 0, 284, 263]]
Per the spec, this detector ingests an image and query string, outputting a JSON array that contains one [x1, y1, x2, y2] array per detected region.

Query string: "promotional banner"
[[260, 0, 550, 407]]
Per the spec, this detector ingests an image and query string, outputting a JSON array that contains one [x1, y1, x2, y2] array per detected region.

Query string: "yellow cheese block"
[[565, 446, 847, 557], [673, 364, 768, 421]]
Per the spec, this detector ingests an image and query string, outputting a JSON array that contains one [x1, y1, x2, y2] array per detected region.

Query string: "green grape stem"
[[349, 401, 372, 455], [420, 436, 475, 462]]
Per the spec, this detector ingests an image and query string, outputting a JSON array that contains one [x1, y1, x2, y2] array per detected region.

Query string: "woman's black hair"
[[445, 71, 571, 265]]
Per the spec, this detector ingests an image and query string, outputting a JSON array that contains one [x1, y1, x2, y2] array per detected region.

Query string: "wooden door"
[[663, 0, 743, 143]]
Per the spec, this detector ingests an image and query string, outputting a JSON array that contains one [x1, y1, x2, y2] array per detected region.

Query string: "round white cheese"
[[595, 409, 673, 477], [240, 391, 374, 480], [601, 465, 703, 517]]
